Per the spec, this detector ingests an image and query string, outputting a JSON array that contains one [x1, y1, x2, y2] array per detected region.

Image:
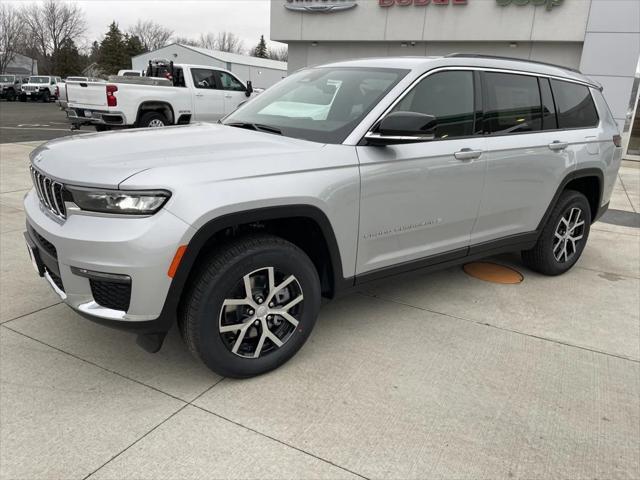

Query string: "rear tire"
[[6, 90, 15, 102], [40, 91, 50, 103], [138, 111, 167, 128], [522, 190, 591, 276], [179, 234, 321, 378]]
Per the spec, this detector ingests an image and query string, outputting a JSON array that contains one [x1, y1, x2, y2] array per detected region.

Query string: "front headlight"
[[66, 187, 171, 215]]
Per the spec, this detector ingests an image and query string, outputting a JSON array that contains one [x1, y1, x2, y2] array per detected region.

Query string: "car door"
[[215, 71, 248, 115], [470, 72, 579, 247], [190, 68, 225, 121], [356, 69, 487, 276]]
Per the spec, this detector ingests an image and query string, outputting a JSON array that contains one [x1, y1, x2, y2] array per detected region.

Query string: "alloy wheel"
[[148, 119, 165, 127], [553, 207, 585, 263], [218, 267, 304, 359]]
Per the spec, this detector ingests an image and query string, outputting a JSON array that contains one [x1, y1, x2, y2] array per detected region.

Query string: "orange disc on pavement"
[[463, 262, 524, 284]]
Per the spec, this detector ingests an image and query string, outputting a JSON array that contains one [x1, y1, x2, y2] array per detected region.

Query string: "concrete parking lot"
[[0, 122, 639, 478]]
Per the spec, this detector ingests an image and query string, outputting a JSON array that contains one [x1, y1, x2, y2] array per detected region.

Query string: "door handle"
[[548, 141, 569, 151], [454, 148, 483, 161], [195, 93, 204, 97], [224, 94, 232, 99]]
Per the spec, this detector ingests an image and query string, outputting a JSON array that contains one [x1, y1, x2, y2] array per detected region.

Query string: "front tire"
[[6, 90, 15, 101], [180, 234, 321, 378], [522, 190, 591, 275], [138, 111, 167, 128], [40, 91, 50, 103]]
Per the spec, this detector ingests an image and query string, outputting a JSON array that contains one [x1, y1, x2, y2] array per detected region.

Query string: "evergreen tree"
[[90, 41, 101, 63], [253, 35, 268, 59], [97, 22, 129, 74], [51, 38, 83, 78], [124, 34, 145, 59]]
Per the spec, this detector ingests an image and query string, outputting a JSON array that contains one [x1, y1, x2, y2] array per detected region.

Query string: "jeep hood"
[[30, 123, 325, 188]]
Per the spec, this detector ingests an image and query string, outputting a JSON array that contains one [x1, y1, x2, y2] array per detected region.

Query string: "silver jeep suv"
[[24, 55, 623, 377]]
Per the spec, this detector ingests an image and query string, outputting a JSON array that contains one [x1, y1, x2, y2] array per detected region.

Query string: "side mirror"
[[365, 111, 437, 146], [245, 80, 253, 97]]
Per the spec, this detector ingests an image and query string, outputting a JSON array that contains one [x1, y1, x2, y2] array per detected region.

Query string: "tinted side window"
[[191, 69, 217, 89], [217, 72, 245, 92], [173, 67, 186, 88], [550, 80, 599, 129], [484, 72, 541, 134], [539, 78, 558, 130], [392, 70, 475, 139]]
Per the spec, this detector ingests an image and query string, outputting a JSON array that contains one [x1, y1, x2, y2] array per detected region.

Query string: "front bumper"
[[24, 189, 192, 333], [21, 89, 49, 98], [0, 88, 15, 98]]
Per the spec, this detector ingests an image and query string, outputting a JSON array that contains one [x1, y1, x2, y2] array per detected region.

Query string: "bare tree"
[[196, 33, 217, 50], [21, 0, 86, 73], [190, 31, 244, 54], [214, 31, 244, 54], [174, 36, 199, 47], [268, 46, 288, 62], [128, 20, 173, 52], [0, 4, 25, 73]]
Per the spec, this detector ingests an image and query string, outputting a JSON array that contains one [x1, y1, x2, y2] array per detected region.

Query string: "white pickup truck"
[[66, 63, 256, 130]]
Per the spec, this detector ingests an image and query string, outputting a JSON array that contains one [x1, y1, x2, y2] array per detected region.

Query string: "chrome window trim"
[[359, 66, 601, 144], [364, 132, 434, 142]]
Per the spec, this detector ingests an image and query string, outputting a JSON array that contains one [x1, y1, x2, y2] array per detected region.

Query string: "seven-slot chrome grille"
[[30, 166, 67, 219]]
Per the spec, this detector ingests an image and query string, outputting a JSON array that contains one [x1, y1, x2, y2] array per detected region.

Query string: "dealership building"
[[271, 0, 640, 160]]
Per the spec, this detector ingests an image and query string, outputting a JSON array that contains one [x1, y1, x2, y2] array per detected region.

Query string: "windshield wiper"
[[226, 122, 282, 135]]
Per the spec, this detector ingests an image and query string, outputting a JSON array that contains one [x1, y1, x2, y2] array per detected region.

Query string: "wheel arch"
[[136, 101, 175, 125], [537, 168, 604, 232], [156, 205, 348, 331]]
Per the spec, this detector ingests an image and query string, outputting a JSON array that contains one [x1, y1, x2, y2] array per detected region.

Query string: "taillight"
[[106, 84, 117, 107], [613, 135, 622, 148]]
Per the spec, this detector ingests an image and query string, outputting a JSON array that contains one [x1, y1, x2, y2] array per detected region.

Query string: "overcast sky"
[[8, 0, 282, 50]]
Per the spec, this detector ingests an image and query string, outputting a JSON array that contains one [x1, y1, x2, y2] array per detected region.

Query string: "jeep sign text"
[[496, 0, 563, 10]]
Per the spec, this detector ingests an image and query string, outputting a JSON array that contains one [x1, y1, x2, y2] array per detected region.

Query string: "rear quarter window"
[[550, 80, 599, 129]]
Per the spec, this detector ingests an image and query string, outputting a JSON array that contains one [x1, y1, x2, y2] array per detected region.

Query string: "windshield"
[[222, 67, 408, 144], [0, 75, 15, 82], [28, 77, 50, 84]]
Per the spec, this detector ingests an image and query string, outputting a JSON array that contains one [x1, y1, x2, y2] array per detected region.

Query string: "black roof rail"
[[445, 53, 582, 74]]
